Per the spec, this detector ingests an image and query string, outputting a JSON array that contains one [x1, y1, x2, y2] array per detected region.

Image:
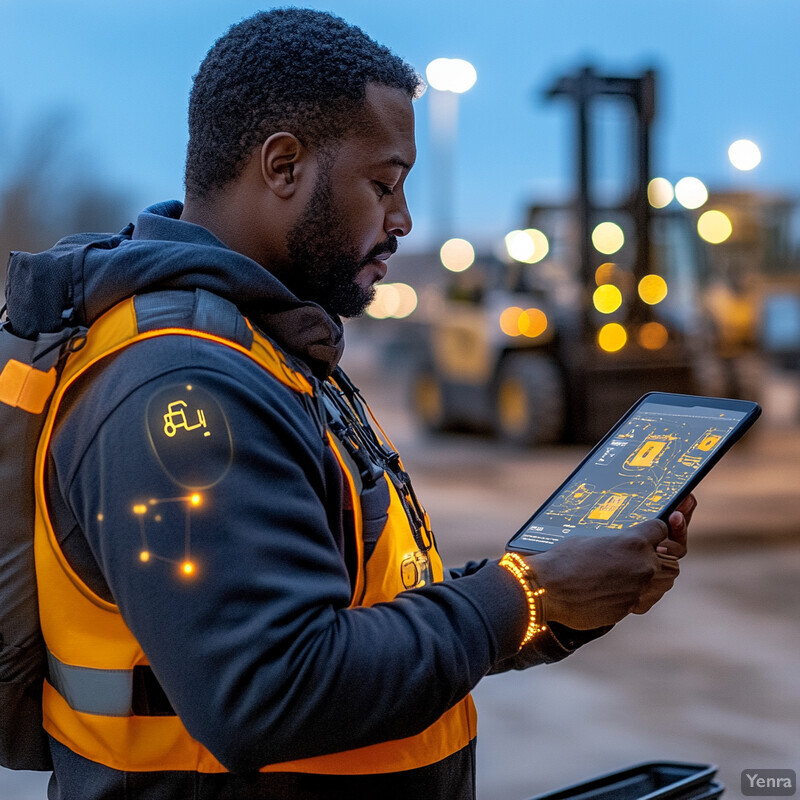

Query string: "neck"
[[181, 191, 279, 269]]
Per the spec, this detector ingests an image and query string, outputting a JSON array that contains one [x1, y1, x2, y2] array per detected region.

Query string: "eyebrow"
[[379, 156, 414, 171]]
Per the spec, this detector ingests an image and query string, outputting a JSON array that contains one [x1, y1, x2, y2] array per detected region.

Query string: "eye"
[[374, 181, 394, 198]]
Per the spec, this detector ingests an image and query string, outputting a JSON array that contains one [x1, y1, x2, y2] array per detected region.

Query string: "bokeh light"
[[367, 283, 418, 319], [524, 229, 550, 263], [675, 177, 708, 210], [518, 308, 548, 338], [637, 322, 669, 350], [593, 284, 623, 314], [638, 274, 669, 305], [504, 229, 549, 263], [499, 306, 524, 336], [426, 58, 477, 93], [647, 177, 674, 208], [440, 237, 475, 272], [591, 221, 625, 255], [595, 262, 617, 285], [598, 323, 627, 352], [728, 139, 761, 171], [697, 209, 733, 244]]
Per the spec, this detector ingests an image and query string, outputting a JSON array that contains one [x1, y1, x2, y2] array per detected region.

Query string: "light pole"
[[425, 58, 476, 244]]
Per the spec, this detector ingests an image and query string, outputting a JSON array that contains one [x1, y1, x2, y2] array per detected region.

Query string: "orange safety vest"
[[34, 292, 477, 775]]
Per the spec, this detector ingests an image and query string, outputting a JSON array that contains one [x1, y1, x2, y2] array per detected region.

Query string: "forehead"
[[333, 83, 416, 171]]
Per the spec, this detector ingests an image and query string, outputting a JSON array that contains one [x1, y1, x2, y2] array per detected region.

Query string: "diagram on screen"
[[538, 408, 733, 531]]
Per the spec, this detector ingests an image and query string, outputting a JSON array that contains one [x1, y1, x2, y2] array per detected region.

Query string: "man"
[[7, 9, 693, 799]]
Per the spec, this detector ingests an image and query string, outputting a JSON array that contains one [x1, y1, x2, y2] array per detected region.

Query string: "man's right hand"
[[526, 521, 667, 630]]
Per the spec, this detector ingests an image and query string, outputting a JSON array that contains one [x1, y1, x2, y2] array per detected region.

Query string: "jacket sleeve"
[[448, 562, 613, 671], [54, 338, 530, 772]]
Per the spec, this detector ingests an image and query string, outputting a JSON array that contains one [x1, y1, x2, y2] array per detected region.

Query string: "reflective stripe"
[[47, 651, 133, 717]]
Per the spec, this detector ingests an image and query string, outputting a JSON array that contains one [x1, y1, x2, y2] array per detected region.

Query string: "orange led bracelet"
[[499, 552, 547, 648]]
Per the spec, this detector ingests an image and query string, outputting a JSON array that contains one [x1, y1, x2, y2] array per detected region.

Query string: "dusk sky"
[[2, 0, 798, 251]]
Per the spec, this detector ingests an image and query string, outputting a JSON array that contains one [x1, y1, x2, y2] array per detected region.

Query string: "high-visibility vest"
[[34, 290, 477, 775]]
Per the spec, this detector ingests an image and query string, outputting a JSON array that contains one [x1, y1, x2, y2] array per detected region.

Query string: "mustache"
[[363, 237, 398, 264]]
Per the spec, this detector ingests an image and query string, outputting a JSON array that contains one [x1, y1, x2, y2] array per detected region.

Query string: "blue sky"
[[1, 0, 798, 251]]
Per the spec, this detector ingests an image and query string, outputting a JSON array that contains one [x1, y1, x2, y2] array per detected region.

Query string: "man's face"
[[284, 84, 416, 317]]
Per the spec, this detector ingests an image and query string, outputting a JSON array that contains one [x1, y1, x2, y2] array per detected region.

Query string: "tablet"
[[506, 392, 761, 554]]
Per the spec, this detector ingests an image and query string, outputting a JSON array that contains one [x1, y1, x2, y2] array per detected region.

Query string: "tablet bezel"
[[506, 392, 761, 554]]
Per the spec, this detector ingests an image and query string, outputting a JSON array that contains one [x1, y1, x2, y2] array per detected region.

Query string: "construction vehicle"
[[409, 65, 794, 445]]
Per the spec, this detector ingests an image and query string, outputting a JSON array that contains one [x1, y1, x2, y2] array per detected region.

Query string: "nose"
[[385, 193, 412, 238]]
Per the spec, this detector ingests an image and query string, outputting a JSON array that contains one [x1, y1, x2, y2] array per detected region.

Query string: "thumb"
[[628, 519, 669, 547]]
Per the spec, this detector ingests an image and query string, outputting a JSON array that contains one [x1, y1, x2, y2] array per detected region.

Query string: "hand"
[[655, 493, 696, 559], [526, 520, 666, 630], [630, 493, 697, 614]]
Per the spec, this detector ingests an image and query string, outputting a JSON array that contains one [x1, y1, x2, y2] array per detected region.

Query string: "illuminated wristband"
[[499, 552, 547, 648]]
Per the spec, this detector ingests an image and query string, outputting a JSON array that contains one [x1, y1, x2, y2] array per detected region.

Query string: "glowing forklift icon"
[[163, 400, 211, 438]]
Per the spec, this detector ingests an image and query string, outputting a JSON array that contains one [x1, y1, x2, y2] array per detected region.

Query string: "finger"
[[656, 539, 685, 558], [629, 519, 669, 548], [675, 493, 697, 526], [656, 552, 680, 570], [666, 510, 689, 556]]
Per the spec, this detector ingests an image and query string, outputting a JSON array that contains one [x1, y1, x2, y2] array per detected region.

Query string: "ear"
[[260, 132, 309, 199]]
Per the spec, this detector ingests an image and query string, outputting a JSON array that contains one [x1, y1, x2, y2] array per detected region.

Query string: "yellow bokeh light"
[[674, 177, 708, 210], [697, 209, 733, 244], [728, 139, 761, 171], [638, 322, 669, 350], [638, 274, 668, 305], [182, 561, 196, 576], [519, 308, 548, 338], [593, 284, 623, 314], [139, 550, 151, 563], [647, 177, 674, 208], [132, 504, 147, 515], [598, 323, 628, 353], [440, 237, 475, 272], [595, 262, 617, 285], [591, 222, 625, 255], [499, 306, 524, 337], [190, 493, 202, 506]]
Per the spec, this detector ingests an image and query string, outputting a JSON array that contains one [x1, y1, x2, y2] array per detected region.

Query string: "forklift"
[[410, 66, 722, 445]]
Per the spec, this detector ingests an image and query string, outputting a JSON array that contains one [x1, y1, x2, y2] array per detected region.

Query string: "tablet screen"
[[512, 398, 750, 550]]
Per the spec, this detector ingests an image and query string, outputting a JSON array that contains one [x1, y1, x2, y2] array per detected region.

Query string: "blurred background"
[[1, 1, 798, 798]]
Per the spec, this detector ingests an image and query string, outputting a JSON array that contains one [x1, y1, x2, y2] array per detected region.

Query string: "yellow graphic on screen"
[[163, 400, 211, 438], [627, 438, 668, 467], [587, 493, 628, 520], [697, 434, 721, 451], [534, 410, 736, 535]]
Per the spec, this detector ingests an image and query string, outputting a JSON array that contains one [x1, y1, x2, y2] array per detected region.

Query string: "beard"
[[284, 171, 396, 318]]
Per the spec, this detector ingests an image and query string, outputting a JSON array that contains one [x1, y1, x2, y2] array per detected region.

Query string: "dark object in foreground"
[[527, 761, 724, 800]]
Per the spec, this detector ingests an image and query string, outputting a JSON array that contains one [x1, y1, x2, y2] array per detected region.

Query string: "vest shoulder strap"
[[58, 289, 314, 397]]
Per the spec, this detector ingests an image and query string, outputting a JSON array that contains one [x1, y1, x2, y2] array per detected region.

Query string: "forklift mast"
[[547, 66, 657, 335]]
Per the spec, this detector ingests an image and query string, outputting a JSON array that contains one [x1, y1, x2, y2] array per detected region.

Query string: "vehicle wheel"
[[494, 354, 565, 446]]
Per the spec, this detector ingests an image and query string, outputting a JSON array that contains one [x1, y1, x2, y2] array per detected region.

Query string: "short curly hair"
[[184, 8, 423, 198]]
